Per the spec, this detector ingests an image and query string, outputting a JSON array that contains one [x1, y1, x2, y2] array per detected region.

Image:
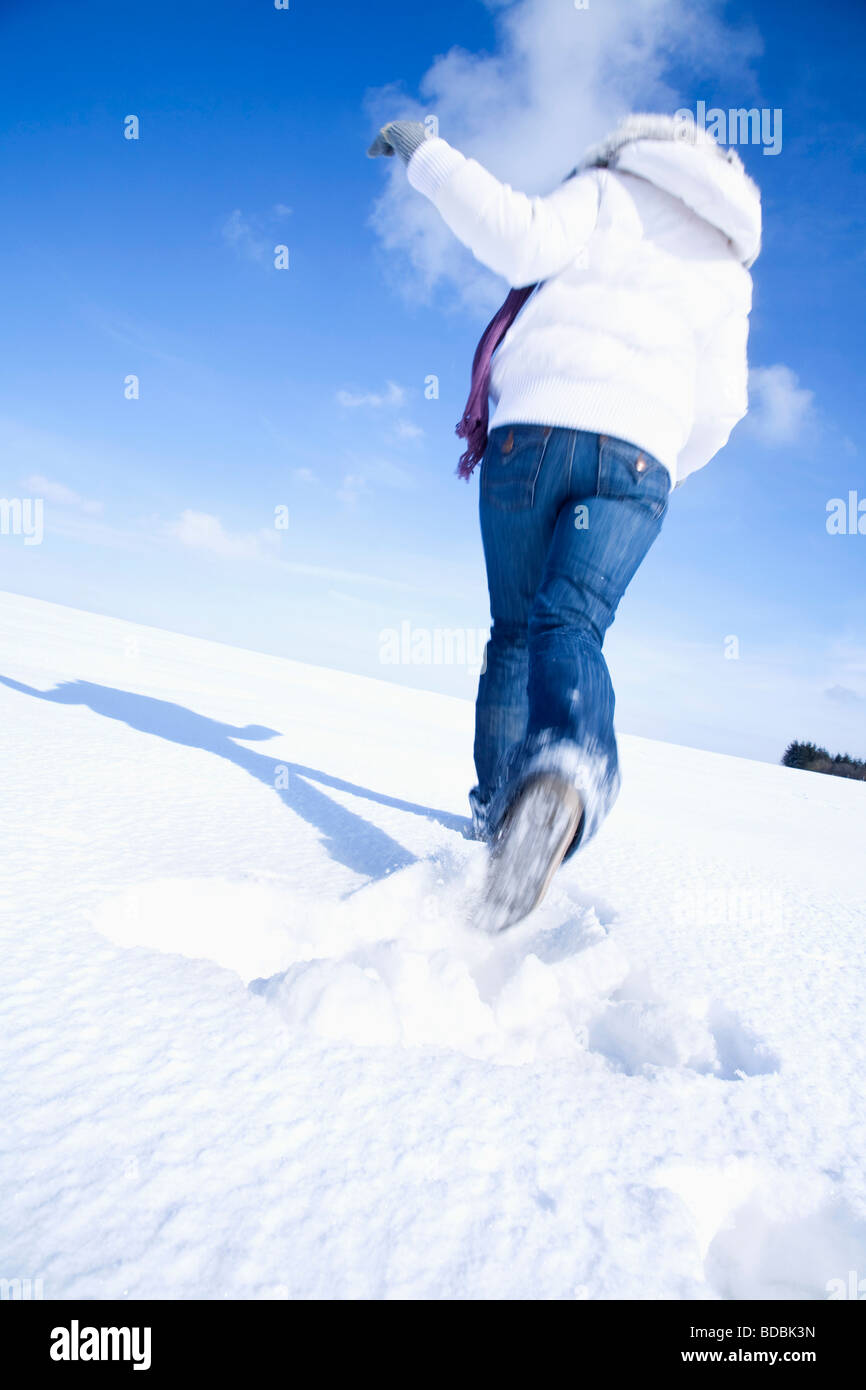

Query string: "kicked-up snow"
[[1, 589, 865, 1300]]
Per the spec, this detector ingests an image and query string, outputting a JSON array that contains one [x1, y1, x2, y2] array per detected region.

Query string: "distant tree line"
[[782, 741, 866, 781]]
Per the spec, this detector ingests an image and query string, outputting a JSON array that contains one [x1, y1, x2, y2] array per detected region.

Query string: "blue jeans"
[[471, 425, 671, 855]]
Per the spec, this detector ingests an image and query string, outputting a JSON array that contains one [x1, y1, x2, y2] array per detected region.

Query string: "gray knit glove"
[[367, 120, 429, 164]]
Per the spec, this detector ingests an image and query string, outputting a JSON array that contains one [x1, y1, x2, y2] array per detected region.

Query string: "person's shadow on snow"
[[0, 676, 469, 882]]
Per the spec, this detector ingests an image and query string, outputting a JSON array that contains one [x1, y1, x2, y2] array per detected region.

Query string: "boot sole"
[[478, 774, 583, 932]]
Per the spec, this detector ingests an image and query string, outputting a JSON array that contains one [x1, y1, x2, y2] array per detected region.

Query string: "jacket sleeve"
[[406, 137, 602, 288], [675, 296, 751, 483]]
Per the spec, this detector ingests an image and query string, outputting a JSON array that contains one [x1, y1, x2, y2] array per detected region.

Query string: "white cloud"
[[822, 641, 866, 714], [747, 365, 815, 445], [21, 474, 103, 514], [221, 210, 269, 264], [366, 0, 761, 311], [366, 456, 414, 488], [336, 473, 367, 508], [165, 510, 281, 561], [18, 499, 415, 589], [284, 560, 414, 591], [390, 420, 424, 441], [336, 381, 405, 409], [2, 419, 119, 508], [221, 205, 292, 266], [825, 684, 866, 707], [336, 454, 415, 508]]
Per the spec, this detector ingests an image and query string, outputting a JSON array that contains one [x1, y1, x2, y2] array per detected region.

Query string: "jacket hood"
[[578, 113, 762, 267]]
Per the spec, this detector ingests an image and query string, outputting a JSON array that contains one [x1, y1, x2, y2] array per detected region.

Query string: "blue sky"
[[1, 0, 864, 764]]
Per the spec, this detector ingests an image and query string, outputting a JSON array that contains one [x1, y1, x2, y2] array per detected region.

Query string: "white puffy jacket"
[[407, 120, 762, 485]]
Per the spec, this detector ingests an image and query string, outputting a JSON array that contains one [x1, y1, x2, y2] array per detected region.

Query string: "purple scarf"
[[455, 283, 538, 479]]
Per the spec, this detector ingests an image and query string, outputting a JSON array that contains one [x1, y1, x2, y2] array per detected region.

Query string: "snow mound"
[[89, 849, 778, 1075]]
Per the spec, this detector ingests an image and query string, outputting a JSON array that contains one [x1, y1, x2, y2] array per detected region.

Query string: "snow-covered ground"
[[1, 588, 865, 1300]]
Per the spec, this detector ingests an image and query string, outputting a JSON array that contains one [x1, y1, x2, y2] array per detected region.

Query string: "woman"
[[369, 113, 761, 929]]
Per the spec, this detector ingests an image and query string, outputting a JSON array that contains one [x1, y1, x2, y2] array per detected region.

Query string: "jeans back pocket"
[[597, 434, 671, 521], [480, 425, 552, 511]]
